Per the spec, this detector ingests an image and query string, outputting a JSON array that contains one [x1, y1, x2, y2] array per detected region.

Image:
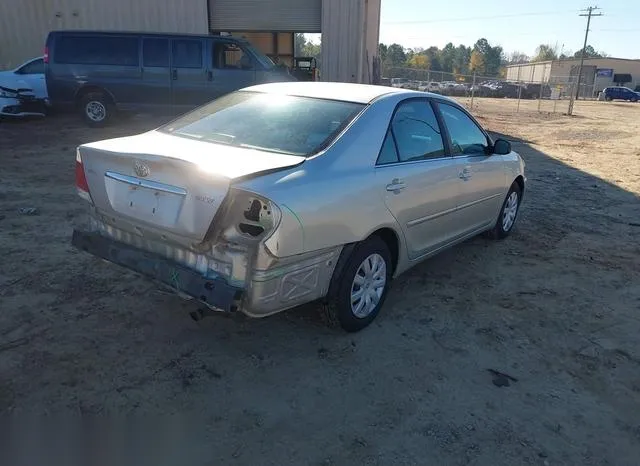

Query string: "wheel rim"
[[502, 191, 519, 231], [86, 101, 106, 122], [350, 253, 387, 318]]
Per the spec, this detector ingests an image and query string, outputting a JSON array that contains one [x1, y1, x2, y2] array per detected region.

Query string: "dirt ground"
[[1, 98, 639, 465]]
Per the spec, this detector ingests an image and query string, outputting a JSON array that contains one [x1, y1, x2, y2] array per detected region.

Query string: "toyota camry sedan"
[[72, 82, 526, 332]]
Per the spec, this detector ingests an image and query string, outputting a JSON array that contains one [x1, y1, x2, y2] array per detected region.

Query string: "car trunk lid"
[[78, 131, 304, 242]]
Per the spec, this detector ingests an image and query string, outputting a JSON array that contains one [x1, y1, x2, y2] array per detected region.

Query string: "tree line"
[[380, 39, 608, 78]]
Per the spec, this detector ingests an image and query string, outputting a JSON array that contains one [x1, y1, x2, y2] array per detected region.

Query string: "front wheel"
[[322, 236, 393, 332], [487, 182, 522, 240]]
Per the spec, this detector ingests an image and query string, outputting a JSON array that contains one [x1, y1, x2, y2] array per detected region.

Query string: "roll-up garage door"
[[209, 0, 322, 32]]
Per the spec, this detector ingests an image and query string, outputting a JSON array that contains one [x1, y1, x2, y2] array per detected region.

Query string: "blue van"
[[45, 30, 294, 125], [603, 86, 639, 102]]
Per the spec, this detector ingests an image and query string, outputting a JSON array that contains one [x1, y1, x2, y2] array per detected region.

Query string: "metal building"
[[506, 57, 640, 95], [0, 0, 380, 84]]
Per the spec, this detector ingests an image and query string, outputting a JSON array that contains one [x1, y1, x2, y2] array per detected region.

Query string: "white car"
[[0, 57, 47, 117]]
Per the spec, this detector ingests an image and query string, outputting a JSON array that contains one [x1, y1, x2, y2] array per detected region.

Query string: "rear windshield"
[[160, 91, 365, 156]]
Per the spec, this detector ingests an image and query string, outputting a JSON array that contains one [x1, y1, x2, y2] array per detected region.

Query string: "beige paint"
[[0, 0, 208, 69], [320, 0, 381, 83], [507, 58, 640, 89]]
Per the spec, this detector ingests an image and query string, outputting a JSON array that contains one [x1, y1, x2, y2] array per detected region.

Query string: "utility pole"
[[574, 6, 602, 102]]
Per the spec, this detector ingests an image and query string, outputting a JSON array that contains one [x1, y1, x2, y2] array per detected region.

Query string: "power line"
[[571, 6, 603, 111], [382, 10, 577, 25]]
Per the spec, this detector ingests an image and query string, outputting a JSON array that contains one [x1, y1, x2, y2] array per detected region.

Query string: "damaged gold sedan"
[[72, 82, 526, 332]]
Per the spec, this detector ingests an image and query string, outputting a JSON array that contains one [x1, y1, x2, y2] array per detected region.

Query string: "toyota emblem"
[[133, 160, 150, 178]]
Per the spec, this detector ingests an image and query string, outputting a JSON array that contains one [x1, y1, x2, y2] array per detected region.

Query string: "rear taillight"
[[44, 46, 49, 64], [75, 150, 92, 202]]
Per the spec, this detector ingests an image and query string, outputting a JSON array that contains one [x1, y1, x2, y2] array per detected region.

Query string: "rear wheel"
[[322, 236, 392, 332], [79, 92, 114, 127], [487, 182, 522, 240], [605, 95, 613, 102]]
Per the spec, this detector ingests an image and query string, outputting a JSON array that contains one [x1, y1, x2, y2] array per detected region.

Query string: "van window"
[[143, 38, 169, 67], [213, 42, 252, 69], [172, 40, 203, 68], [55, 35, 139, 66]]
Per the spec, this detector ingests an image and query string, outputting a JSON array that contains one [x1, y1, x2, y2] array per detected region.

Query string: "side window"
[[17, 58, 44, 75], [172, 40, 203, 68], [390, 100, 445, 162], [143, 39, 169, 67], [377, 129, 399, 165], [438, 103, 488, 156], [213, 42, 253, 70], [55, 36, 139, 66]]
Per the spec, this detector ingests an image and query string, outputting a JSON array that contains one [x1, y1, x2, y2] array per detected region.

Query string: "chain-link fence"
[[382, 67, 593, 116]]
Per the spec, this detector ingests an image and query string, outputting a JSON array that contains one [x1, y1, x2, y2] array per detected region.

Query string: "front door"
[[170, 38, 208, 109], [209, 40, 257, 95], [376, 99, 460, 259], [436, 102, 507, 234]]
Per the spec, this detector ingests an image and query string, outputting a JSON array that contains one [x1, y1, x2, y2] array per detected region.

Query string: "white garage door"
[[209, 0, 322, 32]]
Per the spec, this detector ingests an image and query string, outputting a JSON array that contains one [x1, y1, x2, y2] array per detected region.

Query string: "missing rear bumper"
[[72, 229, 243, 312]]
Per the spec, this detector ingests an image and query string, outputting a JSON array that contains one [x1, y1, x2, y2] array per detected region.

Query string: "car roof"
[[49, 30, 249, 43], [244, 82, 411, 104]]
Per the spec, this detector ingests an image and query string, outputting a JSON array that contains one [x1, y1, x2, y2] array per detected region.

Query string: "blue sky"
[[378, 0, 640, 58]]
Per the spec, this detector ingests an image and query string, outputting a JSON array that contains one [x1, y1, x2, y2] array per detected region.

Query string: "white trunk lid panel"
[[79, 131, 304, 241]]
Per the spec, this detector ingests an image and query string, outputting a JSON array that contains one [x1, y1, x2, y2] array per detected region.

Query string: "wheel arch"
[[74, 85, 116, 107]]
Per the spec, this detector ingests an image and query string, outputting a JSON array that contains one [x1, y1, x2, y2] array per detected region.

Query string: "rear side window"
[[17, 58, 44, 74], [172, 40, 202, 68], [55, 35, 139, 66], [143, 38, 169, 67], [390, 100, 445, 162]]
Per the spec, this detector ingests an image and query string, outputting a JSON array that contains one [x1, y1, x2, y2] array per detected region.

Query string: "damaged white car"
[[72, 82, 526, 332]]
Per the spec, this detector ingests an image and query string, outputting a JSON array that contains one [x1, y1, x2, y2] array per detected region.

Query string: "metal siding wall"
[[0, 0, 208, 69], [209, 0, 322, 32], [321, 0, 361, 83]]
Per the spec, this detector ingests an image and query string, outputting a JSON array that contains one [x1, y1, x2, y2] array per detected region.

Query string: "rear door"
[[140, 37, 171, 108], [170, 38, 208, 108], [436, 101, 507, 235], [375, 98, 460, 259]]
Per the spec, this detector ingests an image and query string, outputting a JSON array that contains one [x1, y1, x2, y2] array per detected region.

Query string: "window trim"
[[375, 97, 450, 167], [434, 99, 493, 158]]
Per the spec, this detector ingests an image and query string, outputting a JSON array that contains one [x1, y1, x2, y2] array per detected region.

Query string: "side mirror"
[[493, 138, 512, 155]]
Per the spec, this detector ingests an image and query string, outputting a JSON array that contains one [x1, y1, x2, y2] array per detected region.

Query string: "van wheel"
[[79, 92, 113, 127], [605, 96, 613, 102], [322, 236, 392, 332]]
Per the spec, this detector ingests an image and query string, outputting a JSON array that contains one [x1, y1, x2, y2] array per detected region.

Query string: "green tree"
[[385, 43, 407, 68], [532, 44, 558, 62], [440, 42, 456, 73], [574, 45, 605, 59], [453, 45, 471, 75]]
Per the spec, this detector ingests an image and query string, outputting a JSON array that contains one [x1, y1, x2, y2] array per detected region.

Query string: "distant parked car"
[[391, 78, 408, 88], [603, 86, 639, 102], [72, 82, 526, 332], [45, 30, 294, 126], [0, 56, 48, 117]]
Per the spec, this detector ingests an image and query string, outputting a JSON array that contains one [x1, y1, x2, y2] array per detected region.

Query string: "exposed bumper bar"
[[72, 230, 243, 312]]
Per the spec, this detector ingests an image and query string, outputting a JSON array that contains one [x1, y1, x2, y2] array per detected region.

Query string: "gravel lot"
[[1, 99, 639, 465]]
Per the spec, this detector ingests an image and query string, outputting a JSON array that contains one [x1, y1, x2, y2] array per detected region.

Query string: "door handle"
[[172, 69, 178, 80], [207, 70, 213, 81], [386, 178, 406, 193], [459, 167, 471, 180]]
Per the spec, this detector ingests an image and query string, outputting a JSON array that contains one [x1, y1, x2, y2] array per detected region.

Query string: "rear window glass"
[[55, 35, 139, 66], [161, 91, 365, 157]]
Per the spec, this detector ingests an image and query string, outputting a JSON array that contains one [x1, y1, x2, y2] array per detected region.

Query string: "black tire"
[[79, 91, 114, 127], [605, 96, 613, 102], [487, 182, 522, 240], [631, 97, 638, 103], [322, 236, 393, 332]]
